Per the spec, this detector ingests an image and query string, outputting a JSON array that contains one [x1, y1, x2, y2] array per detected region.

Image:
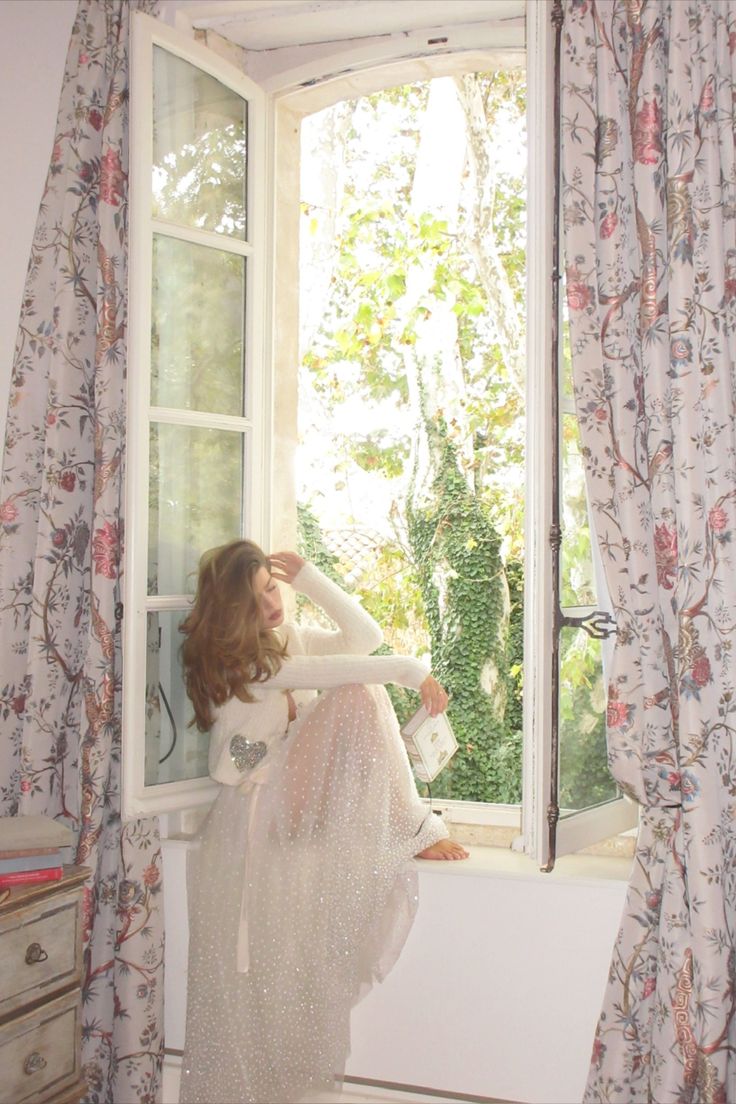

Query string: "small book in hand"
[[400, 707, 458, 783]]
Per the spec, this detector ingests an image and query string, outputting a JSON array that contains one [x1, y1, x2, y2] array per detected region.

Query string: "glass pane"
[[152, 45, 247, 237], [152, 235, 246, 414], [558, 626, 617, 813], [560, 411, 597, 608], [561, 294, 574, 401], [145, 609, 208, 785], [148, 422, 245, 595]]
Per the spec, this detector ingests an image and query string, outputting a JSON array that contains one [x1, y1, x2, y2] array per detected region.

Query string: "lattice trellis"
[[323, 527, 401, 586]]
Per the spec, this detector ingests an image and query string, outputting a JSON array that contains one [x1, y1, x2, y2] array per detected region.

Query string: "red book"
[[0, 866, 63, 888]]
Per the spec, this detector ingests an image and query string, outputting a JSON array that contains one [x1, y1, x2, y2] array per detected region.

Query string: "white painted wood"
[[150, 216, 255, 255], [522, 0, 555, 866], [233, 22, 525, 94], [523, 0, 637, 865], [556, 796, 639, 858], [176, 0, 525, 50], [148, 406, 254, 431], [125, 13, 272, 819], [124, 772, 220, 820]]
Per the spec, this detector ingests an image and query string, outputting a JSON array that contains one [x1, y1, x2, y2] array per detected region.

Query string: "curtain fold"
[[561, 1, 736, 1100], [0, 3, 163, 1101]]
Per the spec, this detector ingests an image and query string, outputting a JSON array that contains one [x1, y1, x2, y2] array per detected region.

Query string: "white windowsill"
[[416, 843, 632, 884], [162, 800, 635, 859], [162, 833, 632, 886]]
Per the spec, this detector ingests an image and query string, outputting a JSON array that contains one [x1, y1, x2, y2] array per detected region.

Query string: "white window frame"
[[123, 1, 638, 862], [523, 0, 637, 864], [123, 13, 272, 819]]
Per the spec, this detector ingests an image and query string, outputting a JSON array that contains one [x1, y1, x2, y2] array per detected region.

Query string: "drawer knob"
[[25, 942, 48, 965], [24, 1051, 47, 1075]]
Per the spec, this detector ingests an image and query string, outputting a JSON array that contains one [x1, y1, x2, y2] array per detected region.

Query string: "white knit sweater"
[[207, 562, 430, 787]]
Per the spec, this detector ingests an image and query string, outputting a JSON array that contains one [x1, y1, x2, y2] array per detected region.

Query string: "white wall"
[[1, 6, 629, 1102], [164, 838, 628, 1103], [347, 860, 626, 1103], [0, 0, 182, 450], [0, 0, 78, 451]]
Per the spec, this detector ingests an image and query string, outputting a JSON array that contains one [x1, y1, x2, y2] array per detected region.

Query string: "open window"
[[524, 0, 636, 866], [123, 14, 270, 817], [123, 1, 637, 863]]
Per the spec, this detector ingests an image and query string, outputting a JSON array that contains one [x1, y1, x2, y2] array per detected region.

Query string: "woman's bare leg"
[[284, 684, 470, 860]]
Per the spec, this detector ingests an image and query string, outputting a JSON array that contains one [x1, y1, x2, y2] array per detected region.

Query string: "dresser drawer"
[[0, 887, 82, 1020], [0, 986, 82, 1104]]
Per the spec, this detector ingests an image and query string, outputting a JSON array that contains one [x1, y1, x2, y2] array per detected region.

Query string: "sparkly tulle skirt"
[[179, 684, 446, 1104]]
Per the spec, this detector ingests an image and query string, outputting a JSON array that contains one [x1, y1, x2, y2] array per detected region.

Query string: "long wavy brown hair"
[[180, 539, 288, 732]]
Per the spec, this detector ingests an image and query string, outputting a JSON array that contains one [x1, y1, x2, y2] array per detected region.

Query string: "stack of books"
[[0, 814, 74, 890]]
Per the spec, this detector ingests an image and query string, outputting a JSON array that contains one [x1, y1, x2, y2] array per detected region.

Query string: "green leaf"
[[385, 272, 406, 297]]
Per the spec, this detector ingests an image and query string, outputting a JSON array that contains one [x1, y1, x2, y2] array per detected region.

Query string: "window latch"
[[558, 607, 615, 641]]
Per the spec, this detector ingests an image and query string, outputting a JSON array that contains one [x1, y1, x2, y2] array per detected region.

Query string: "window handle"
[[559, 608, 615, 640]]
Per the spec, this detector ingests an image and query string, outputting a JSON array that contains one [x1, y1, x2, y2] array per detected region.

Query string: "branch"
[[453, 74, 525, 402]]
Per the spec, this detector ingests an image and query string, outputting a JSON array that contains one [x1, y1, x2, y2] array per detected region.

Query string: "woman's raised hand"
[[419, 675, 449, 717], [268, 550, 306, 585]]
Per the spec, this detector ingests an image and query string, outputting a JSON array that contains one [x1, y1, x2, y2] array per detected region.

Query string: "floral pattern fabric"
[[0, 3, 162, 1102], [561, 1, 736, 1100]]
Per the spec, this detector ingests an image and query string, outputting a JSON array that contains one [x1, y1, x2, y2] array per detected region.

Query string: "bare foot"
[[416, 838, 469, 861]]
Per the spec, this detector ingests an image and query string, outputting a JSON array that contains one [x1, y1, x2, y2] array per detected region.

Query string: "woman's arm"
[[271, 553, 383, 656], [266, 651, 425, 691], [265, 652, 449, 715], [269, 553, 448, 714]]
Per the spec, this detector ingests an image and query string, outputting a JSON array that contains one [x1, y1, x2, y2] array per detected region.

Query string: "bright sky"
[[296, 75, 526, 542]]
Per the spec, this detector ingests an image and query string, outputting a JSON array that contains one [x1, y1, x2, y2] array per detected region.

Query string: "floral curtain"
[[561, 1, 736, 1099], [0, 3, 163, 1102]]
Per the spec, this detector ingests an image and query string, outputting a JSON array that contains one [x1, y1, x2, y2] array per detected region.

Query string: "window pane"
[[561, 298, 574, 401], [152, 235, 246, 414], [148, 423, 245, 595], [152, 45, 247, 238], [145, 610, 207, 785], [560, 410, 596, 608], [558, 626, 617, 812]]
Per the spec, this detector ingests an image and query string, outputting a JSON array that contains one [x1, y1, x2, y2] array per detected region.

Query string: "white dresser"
[[0, 866, 88, 1104]]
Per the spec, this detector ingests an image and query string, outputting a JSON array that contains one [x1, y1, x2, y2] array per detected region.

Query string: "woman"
[[179, 540, 467, 1104]]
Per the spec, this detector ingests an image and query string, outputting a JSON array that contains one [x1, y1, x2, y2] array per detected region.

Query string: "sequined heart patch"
[[229, 734, 268, 771]]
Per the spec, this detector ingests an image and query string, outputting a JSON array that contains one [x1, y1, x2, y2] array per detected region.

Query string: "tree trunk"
[[402, 78, 473, 492], [454, 74, 524, 401], [402, 79, 516, 803], [299, 102, 353, 355]]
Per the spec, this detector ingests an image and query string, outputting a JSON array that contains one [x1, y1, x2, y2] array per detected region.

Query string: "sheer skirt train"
[[180, 684, 447, 1104]]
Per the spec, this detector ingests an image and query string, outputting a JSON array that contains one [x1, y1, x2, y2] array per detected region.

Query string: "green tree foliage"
[[300, 75, 527, 802], [408, 412, 520, 803], [558, 630, 615, 810], [297, 72, 612, 809], [302, 76, 528, 560], [296, 502, 342, 585]]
